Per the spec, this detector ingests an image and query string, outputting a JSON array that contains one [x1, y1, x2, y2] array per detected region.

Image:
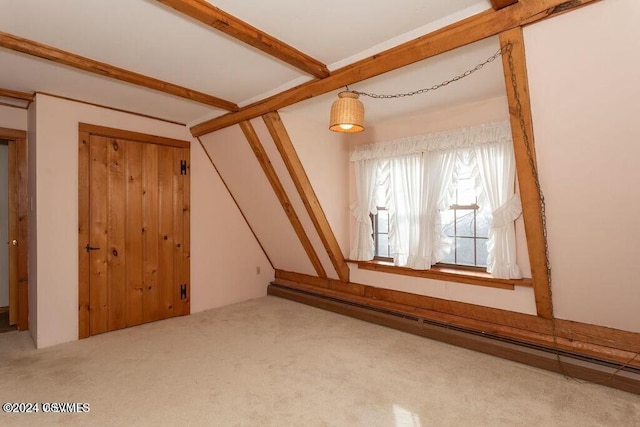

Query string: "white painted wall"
[[279, 112, 350, 258], [251, 117, 338, 279], [32, 94, 272, 348], [0, 105, 28, 130], [524, 0, 640, 332], [27, 103, 37, 343], [0, 142, 8, 308], [200, 125, 317, 276]]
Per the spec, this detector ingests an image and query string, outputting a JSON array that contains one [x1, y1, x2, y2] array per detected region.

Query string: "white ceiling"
[[0, 0, 506, 129]]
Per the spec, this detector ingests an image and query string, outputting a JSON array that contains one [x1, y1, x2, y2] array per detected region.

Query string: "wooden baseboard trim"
[[0, 306, 9, 314], [273, 270, 640, 362], [269, 284, 640, 395]]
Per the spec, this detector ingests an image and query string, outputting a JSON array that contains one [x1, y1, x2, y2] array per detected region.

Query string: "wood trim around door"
[[78, 124, 191, 339], [2, 127, 28, 331]]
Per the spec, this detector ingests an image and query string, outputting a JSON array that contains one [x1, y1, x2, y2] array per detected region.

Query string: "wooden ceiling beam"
[[191, 0, 600, 137], [263, 112, 350, 282], [499, 27, 552, 319], [156, 0, 329, 79], [0, 31, 239, 111], [0, 88, 34, 102], [490, 0, 519, 11], [238, 120, 328, 279]]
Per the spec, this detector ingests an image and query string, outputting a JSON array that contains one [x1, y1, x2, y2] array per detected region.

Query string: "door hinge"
[[180, 160, 187, 175], [180, 283, 187, 300]]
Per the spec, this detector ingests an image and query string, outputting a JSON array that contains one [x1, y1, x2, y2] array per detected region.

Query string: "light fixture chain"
[[353, 47, 503, 99]]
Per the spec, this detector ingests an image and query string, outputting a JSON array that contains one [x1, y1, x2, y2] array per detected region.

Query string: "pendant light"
[[329, 91, 364, 133]]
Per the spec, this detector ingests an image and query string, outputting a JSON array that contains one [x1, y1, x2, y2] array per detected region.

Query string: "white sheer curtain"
[[386, 149, 457, 269], [349, 158, 380, 260], [351, 121, 520, 276], [474, 139, 523, 279], [386, 154, 422, 266]]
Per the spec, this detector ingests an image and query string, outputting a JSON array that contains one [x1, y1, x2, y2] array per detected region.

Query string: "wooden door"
[[3, 128, 28, 331], [79, 125, 190, 337]]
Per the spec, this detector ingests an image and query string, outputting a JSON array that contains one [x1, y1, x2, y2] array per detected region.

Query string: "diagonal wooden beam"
[[0, 88, 34, 102], [190, 0, 600, 137], [491, 0, 519, 10], [263, 112, 349, 282], [499, 27, 552, 319], [238, 120, 327, 278], [0, 30, 238, 111], [156, 0, 329, 79]]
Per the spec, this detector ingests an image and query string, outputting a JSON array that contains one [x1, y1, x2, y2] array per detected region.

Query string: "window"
[[439, 156, 490, 268], [371, 207, 392, 261], [370, 152, 491, 268], [351, 121, 522, 279]]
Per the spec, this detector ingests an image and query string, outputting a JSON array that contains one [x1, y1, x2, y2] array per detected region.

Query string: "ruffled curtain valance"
[[351, 121, 512, 162]]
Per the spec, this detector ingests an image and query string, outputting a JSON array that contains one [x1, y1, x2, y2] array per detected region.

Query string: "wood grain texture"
[[271, 270, 640, 363], [80, 126, 191, 336], [191, 0, 601, 136], [8, 139, 18, 326], [499, 27, 552, 319], [142, 143, 161, 323], [107, 139, 127, 330], [125, 141, 144, 326], [0, 30, 238, 111], [78, 131, 91, 338], [263, 112, 349, 282], [156, 0, 329, 79], [15, 134, 27, 330], [354, 261, 526, 290], [275, 270, 365, 297], [89, 136, 110, 335], [0, 127, 27, 139], [239, 121, 327, 278], [0, 88, 33, 101], [490, 0, 519, 10], [6, 135, 27, 330], [177, 148, 191, 316], [158, 146, 176, 320]]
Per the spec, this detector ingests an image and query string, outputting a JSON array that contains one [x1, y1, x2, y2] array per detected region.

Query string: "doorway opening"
[[0, 127, 29, 333]]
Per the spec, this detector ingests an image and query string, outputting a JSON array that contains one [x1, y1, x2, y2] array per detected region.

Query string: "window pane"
[[377, 234, 389, 258], [456, 237, 475, 266], [456, 209, 475, 238], [476, 238, 488, 267], [377, 209, 389, 233], [476, 209, 491, 239], [441, 246, 455, 264], [441, 209, 455, 236], [457, 178, 476, 206]]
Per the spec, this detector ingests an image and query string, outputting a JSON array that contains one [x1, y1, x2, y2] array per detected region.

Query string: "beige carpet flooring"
[[0, 296, 638, 426]]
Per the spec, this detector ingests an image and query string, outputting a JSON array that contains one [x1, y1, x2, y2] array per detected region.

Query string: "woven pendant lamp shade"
[[329, 91, 364, 132]]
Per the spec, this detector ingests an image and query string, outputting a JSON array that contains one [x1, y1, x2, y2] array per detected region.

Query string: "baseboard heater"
[[268, 283, 640, 395]]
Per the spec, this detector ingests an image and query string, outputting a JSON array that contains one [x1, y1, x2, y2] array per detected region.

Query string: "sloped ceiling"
[[0, 0, 503, 126]]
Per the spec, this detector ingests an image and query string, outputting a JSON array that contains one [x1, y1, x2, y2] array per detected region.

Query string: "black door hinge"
[[180, 284, 187, 300], [180, 160, 187, 175]]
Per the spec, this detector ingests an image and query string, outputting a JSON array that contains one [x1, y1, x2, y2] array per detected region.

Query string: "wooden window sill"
[[346, 259, 533, 291]]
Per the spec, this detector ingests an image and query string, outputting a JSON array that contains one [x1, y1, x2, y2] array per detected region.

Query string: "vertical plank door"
[[87, 134, 189, 335]]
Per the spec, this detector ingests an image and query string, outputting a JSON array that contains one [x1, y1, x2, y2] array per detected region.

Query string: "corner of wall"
[[27, 98, 38, 347]]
